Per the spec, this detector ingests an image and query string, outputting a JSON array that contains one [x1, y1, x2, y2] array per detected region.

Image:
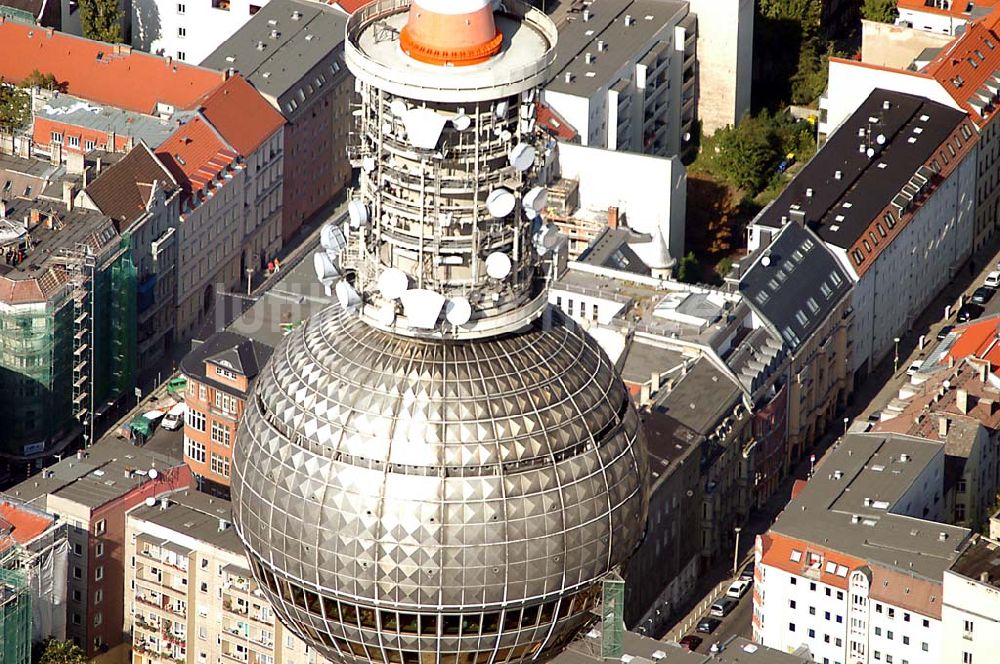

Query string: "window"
[[902, 636, 909, 645], [178, 27, 186, 37], [177, 51, 186, 61], [922, 619, 930, 628], [177, 2, 185, 11], [73, 542, 83, 557], [186, 437, 206, 464], [95, 589, 103, 605], [200, 582, 208, 592], [67, 135, 80, 149], [95, 566, 103, 582], [957, 479, 968, 493], [95, 542, 104, 558], [211, 421, 231, 446], [965, 619, 974, 633], [825, 611, 831, 620], [94, 612, 102, 626], [921, 642, 929, 652], [216, 365, 237, 380], [72, 613, 81, 625], [888, 608, 895, 619], [215, 391, 237, 414], [887, 630, 893, 640], [956, 503, 966, 521], [73, 566, 82, 579], [875, 627, 882, 636], [211, 453, 231, 478], [809, 606, 816, 616], [188, 409, 206, 432], [51, 132, 63, 144], [199, 384, 206, 400], [810, 582, 817, 591], [963, 654, 972, 664], [789, 600, 797, 609], [808, 628, 816, 638], [789, 623, 796, 632], [72, 589, 81, 602], [790, 577, 797, 585], [84, 139, 95, 151]]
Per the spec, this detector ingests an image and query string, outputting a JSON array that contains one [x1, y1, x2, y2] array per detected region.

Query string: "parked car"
[[678, 635, 703, 651], [710, 597, 738, 617], [867, 410, 882, 424], [972, 286, 995, 305], [726, 579, 751, 599], [739, 564, 755, 582], [985, 270, 1000, 289], [936, 325, 954, 341], [697, 617, 721, 634], [161, 402, 187, 431], [958, 302, 984, 323], [906, 360, 923, 376]]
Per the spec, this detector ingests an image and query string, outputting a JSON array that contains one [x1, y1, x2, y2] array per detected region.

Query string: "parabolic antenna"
[[377, 268, 409, 299], [148, 468, 158, 480], [390, 99, 408, 116], [336, 280, 361, 312], [451, 113, 471, 131], [485, 252, 512, 279], [522, 186, 547, 212], [495, 100, 508, 117], [320, 223, 346, 253], [400, 289, 445, 329], [486, 188, 516, 218], [313, 252, 340, 283], [144, 496, 156, 507], [508, 143, 536, 171], [445, 297, 473, 326], [348, 201, 369, 229], [402, 107, 448, 149], [362, 156, 376, 172], [376, 303, 396, 326]]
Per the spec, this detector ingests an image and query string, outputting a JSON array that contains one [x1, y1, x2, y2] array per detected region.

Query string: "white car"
[[986, 270, 1000, 289], [906, 359, 923, 377], [725, 578, 751, 599], [161, 402, 187, 431]]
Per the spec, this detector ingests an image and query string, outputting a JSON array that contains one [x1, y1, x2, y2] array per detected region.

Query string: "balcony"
[[224, 598, 249, 616]]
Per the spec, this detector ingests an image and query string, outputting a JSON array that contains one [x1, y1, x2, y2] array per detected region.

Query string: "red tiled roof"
[[759, 532, 867, 591], [331, 0, 371, 13], [923, 12, 1000, 125], [898, 0, 1000, 20], [0, 19, 223, 115], [869, 566, 943, 620], [197, 75, 285, 157], [537, 101, 579, 141], [945, 314, 1000, 367], [0, 500, 53, 552], [155, 115, 238, 196]]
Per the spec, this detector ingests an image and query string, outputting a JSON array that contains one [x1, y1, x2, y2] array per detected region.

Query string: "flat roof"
[[36, 93, 196, 149], [949, 535, 1000, 590], [770, 432, 970, 581], [546, 0, 688, 98], [753, 89, 966, 250], [129, 489, 243, 554], [653, 357, 742, 436]]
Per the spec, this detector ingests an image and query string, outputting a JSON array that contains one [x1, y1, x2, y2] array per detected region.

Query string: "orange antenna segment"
[[400, 0, 503, 66]]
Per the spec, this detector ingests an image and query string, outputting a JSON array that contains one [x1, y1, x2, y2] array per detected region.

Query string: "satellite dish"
[[402, 107, 448, 149], [400, 289, 445, 329], [375, 303, 396, 326], [495, 100, 508, 118], [876, 133, 886, 145], [320, 223, 346, 253], [382, 122, 394, 135], [508, 142, 536, 171], [313, 252, 340, 283], [485, 252, 512, 279], [390, 99, 408, 116], [144, 496, 156, 507], [486, 188, 516, 218], [451, 113, 471, 131], [500, 129, 512, 142], [761, 255, 772, 267], [866, 147, 875, 158], [336, 280, 361, 312], [522, 186, 547, 212], [148, 468, 158, 480], [348, 201, 369, 229], [377, 268, 409, 299], [362, 156, 376, 172], [445, 297, 472, 326]]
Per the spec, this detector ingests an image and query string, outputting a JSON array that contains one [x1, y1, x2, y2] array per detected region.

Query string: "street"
[[686, 585, 754, 655]]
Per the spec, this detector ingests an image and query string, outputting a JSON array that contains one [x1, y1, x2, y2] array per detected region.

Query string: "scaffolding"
[[0, 546, 31, 664], [600, 573, 625, 659]]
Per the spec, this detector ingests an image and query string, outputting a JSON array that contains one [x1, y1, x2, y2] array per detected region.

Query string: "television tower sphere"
[[230, 2, 649, 664]]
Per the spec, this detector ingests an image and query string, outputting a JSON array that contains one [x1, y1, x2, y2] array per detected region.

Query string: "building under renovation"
[[0, 154, 136, 470]]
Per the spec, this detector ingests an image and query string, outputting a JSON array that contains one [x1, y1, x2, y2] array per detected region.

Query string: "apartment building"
[[203, 0, 352, 243], [942, 534, 1000, 664], [82, 144, 182, 369], [738, 223, 853, 470], [896, 0, 1000, 36], [126, 490, 329, 664], [3, 440, 192, 658], [179, 331, 272, 496], [750, 90, 977, 385], [753, 432, 971, 664], [131, 0, 270, 64], [543, 0, 696, 158], [821, 10, 1000, 251]]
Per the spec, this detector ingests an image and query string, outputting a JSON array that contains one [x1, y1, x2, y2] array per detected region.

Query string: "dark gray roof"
[[653, 357, 741, 435], [129, 489, 243, 554], [739, 223, 851, 351], [578, 227, 652, 276], [753, 89, 967, 250], [546, 0, 689, 99], [179, 330, 272, 398], [201, 0, 348, 120]]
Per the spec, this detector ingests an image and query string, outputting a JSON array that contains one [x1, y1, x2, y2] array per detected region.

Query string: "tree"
[[79, 0, 123, 43], [862, 0, 897, 23], [39, 639, 88, 664], [677, 252, 701, 284], [0, 81, 31, 133], [713, 116, 781, 195], [22, 69, 61, 91]]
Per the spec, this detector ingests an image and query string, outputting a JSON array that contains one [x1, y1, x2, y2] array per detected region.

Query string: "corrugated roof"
[[197, 75, 285, 156], [0, 18, 223, 115]]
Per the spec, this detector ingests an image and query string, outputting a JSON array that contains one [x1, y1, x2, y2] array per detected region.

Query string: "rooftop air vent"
[[883, 100, 891, 111], [256, 41, 266, 51], [270, 29, 280, 39], [835, 170, 843, 180], [624, 14, 633, 26], [583, 8, 590, 21], [292, 9, 302, 19], [585, 52, 594, 64], [564, 72, 574, 84], [598, 40, 606, 51]]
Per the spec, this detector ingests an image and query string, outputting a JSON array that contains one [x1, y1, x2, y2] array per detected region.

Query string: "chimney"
[[981, 571, 990, 583], [835, 170, 843, 180], [159, 497, 170, 510], [0, 200, 5, 218], [650, 372, 660, 394], [789, 207, 806, 227], [583, 8, 590, 21], [564, 71, 574, 84], [27, 209, 41, 229], [608, 206, 619, 229], [624, 14, 633, 26], [585, 52, 594, 64], [979, 360, 989, 383], [939, 416, 950, 438], [957, 387, 970, 414], [597, 40, 606, 52], [218, 518, 230, 532], [62, 181, 75, 212]]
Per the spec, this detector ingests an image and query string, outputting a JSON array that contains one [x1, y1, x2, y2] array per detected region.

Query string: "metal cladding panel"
[[231, 304, 648, 664]]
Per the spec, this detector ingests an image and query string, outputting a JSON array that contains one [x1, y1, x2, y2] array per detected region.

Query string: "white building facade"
[[131, 0, 272, 64], [687, 0, 753, 132]]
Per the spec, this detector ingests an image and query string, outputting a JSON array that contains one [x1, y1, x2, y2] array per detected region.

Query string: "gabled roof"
[[945, 313, 1000, 367], [197, 75, 285, 156], [154, 115, 238, 196], [0, 499, 54, 552], [179, 330, 273, 398], [0, 19, 223, 115], [206, 339, 263, 378], [923, 11, 1000, 125], [85, 142, 177, 225]]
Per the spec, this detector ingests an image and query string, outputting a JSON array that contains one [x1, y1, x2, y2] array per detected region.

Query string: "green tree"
[[862, 0, 897, 23], [79, 0, 123, 43], [714, 115, 781, 194], [0, 81, 31, 133], [39, 639, 88, 664], [22, 69, 60, 91], [677, 252, 701, 284]]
